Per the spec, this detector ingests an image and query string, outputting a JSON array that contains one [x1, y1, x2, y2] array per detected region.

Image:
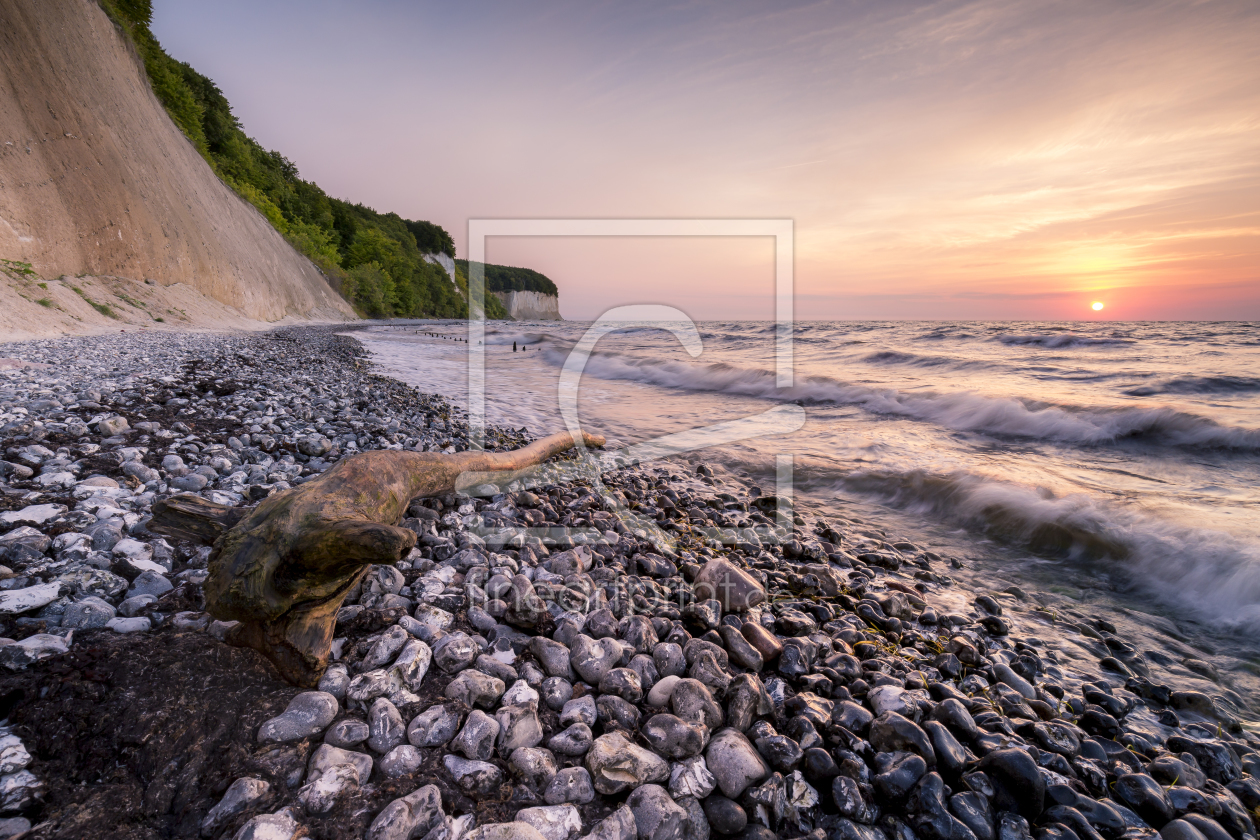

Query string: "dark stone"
[[1166, 786, 1214, 820], [1036, 751, 1076, 781], [704, 794, 748, 835], [923, 721, 970, 775], [979, 748, 1046, 820], [582, 604, 617, 637], [596, 694, 642, 732], [1165, 736, 1242, 785], [1203, 787, 1254, 840], [642, 713, 706, 760], [1178, 815, 1233, 840], [803, 747, 841, 783], [1036, 825, 1081, 840], [835, 749, 872, 785], [869, 713, 936, 766], [1042, 806, 1104, 840], [777, 609, 818, 637], [825, 818, 889, 840], [936, 654, 963, 678], [1077, 740, 1107, 763], [689, 648, 732, 697], [1159, 820, 1209, 840], [826, 653, 864, 682], [786, 693, 834, 730], [961, 772, 995, 800], [756, 734, 804, 773], [620, 615, 660, 652], [628, 783, 688, 840], [874, 752, 927, 802], [1114, 773, 1174, 828], [1094, 738, 1143, 773], [832, 775, 878, 824], [741, 772, 790, 833], [834, 701, 874, 736], [932, 698, 980, 742], [719, 624, 764, 672], [726, 674, 773, 732], [654, 642, 688, 678], [1032, 722, 1081, 757], [1081, 689, 1126, 719], [996, 812, 1033, 840], [973, 732, 1012, 755], [1099, 657, 1132, 678], [1226, 777, 1260, 810], [978, 616, 1009, 636], [950, 791, 994, 840], [1070, 759, 1108, 799], [1046, 785, 1079, 809], [778, 639, 813, 678], [1072, 797, 1127, 835], [1125, 677, 1172, 706], [974, 596, 1002, 615], [906, 773, 978, 840], [882, 815, 920, 840], [598, 667, 644, 704], [785, 715, 825, 751], [1078, 709, 1121, 740]]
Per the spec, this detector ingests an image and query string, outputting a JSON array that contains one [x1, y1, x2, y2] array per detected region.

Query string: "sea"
[[356, 320, 1260, 712]]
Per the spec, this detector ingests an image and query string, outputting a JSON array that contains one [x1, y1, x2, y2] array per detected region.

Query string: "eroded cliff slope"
[[0, 0, 354, 334]]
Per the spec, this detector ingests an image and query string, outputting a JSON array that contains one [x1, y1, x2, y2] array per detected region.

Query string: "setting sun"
[[1091, 302, 1105, 311]]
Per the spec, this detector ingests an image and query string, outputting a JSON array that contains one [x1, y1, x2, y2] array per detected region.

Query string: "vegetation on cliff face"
[[451, 263, 512, 320], [455, 260, 559, 297], [97, 0, 474, 319]]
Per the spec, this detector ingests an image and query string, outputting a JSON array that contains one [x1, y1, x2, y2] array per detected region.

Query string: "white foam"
[[547, 347, 1260, 451], [832, 466, 1260, 630]]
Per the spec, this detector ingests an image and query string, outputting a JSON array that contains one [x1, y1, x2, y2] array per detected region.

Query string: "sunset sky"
[[154, 0, 1260, 320]]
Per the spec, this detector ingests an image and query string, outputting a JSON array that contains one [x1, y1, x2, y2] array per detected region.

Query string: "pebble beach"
[[0, 326, 1254, 840]]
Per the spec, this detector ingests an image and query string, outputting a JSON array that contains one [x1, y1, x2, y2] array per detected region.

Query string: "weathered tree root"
[[150, 430, 605, 686]]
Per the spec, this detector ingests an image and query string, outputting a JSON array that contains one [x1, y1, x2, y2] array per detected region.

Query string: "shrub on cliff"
[[454, 260, 559, 297]]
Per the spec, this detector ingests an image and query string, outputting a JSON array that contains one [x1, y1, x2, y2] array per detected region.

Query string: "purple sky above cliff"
[[154, 0, 1260, 320]]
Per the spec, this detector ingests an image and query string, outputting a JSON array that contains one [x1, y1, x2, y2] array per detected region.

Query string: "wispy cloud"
[[152, 0, 1260, 318]]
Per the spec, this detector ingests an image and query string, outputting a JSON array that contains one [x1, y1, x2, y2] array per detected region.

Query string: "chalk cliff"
[[491, 290, 562, 321], [0, 0, 354, 336]]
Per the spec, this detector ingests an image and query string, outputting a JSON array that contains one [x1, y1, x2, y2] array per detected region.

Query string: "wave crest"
[[860, 350, 988, 370], [830, 467, 1260, 629], [1125, 375, 1260, 396], [548, 348, 1260, 450], [998, 333, 1133, 348]]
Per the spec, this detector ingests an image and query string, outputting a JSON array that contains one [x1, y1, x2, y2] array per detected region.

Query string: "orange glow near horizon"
[[152, 0, 1260, 319]]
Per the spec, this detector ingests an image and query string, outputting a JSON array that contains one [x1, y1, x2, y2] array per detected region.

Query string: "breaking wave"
[[1124, 375, 1260, 397], [825, 466, 1260, 629], [860, 350, 990, 370], [549, 348, 1260, 451], [482, 331, 554, 347], [998, 333, 1133, 348]]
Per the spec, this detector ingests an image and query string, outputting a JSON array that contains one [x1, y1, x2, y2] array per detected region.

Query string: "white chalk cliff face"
[[0, 0, 354, 325], [491, 290, 561, 321], [421, 253, 459, 290]]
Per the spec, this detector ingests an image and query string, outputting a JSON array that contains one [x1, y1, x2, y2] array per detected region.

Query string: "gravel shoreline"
[[0, 326, 1255, 840]]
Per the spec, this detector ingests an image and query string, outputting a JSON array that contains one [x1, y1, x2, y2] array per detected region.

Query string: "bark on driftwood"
[[149, 430, 605, 686]]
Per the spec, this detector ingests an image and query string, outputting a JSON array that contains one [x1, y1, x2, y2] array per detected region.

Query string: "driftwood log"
[[149, 430, 605, 686]]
